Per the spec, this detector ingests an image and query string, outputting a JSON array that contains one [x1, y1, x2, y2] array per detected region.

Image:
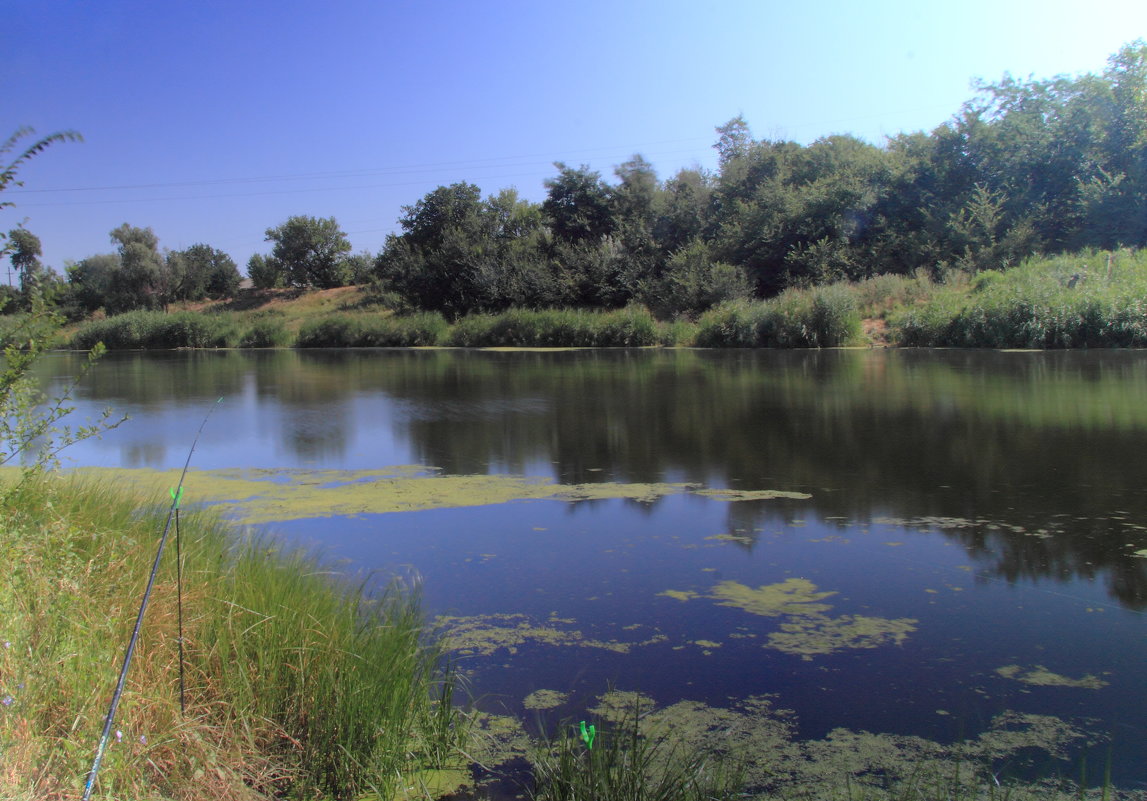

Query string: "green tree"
[[265, 215, 352, 289], [7, 227, 43, 298], [167, 243, 241, 300], [247, 253, 284, 289], [542, 163, 614, 244], [106, 223, 164, 312]]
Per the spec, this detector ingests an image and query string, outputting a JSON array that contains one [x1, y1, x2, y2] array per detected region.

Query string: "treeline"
[[7, 42, 1147, 321]]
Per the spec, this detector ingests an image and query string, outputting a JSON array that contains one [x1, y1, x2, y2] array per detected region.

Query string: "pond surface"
[[42, 348, 1147, 785]]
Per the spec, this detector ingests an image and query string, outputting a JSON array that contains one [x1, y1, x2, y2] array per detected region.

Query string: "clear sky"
[[3, 0, 1147, 277]]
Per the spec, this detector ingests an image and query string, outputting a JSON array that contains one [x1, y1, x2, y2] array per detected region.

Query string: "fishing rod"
[[82, 397, 223, 801]]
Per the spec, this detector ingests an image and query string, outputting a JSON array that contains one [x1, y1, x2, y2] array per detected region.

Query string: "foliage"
[[246, 253, 284, 289], [263, 215, 353, 289], [295, 312, 448, 347], [71, 310, 242, 349], [891, 249, 1147, 347], [445, 306, 660, 347], [529, 706, 744, 801], [237, 315, 291, 348], [695, 284, 861, 347], [166, 243, 241, 301], [0, 476, 466, 800]]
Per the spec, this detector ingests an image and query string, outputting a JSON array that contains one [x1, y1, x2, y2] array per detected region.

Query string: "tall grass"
[[891, 249, 1147, 348], [295, 312, 448, 347], [446, 307, 660, 347], [71, 310, 243, 350], [529, 708, 743, 801], [0, 475, 464, 800], [695, 284, 861, 347]]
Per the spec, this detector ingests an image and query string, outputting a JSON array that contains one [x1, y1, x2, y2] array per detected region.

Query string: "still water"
[[43, 348, 1147, 783]]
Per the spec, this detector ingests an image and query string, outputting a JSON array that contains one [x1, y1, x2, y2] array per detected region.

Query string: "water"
[[41, 347, 1147, 783]]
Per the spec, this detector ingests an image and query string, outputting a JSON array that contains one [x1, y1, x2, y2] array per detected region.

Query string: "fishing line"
[[82, 397, 223, 801]]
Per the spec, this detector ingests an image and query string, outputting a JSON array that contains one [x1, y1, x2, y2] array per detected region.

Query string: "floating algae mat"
[[66, 466, 810, 525]]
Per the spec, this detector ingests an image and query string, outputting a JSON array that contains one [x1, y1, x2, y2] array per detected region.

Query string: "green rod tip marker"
[[579, 720, 596, 749], [169, 486, 184, 509]]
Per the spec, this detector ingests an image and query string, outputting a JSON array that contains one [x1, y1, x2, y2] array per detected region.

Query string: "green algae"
[[694, 488, 812, 501], [523, 690, 570, 710], [519, 690, 1095, 801], [710, 578, 836, 617], [767, 614, 918, 660], [996, 664, 1109, 689], [61, 466, 805, 525], [663, 578, 918, 659], [436, 613, 666, 657]]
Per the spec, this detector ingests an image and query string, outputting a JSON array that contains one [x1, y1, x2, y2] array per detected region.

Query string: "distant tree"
[[167, 243, 240, 300], [542, 163, 614, 244], [265, 215, 352, 289], [106, 223, 164, 312], [713, 115, 753, 166], [247, 253, 284, 289], [66, 253, 120, 312], [7, 228, 43, 297]]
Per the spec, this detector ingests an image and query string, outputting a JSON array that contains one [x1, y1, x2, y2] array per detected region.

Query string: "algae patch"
[[663, 578, 917, 659], [65, 466, 805, 525], [710, 578, 836, 617], [694, 488, 812, 502], [767, 614, 917, 660], [436, 613, 664, 657], [523, 690, 569, 710], [996, 664, 1109, 689]]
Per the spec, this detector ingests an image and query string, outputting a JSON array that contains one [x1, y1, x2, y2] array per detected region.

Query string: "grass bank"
[[891, 249, 1147, 347], [0, 475, 465, 800]]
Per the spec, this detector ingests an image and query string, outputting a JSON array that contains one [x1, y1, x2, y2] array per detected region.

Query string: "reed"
[[528, 706, 743, 801], [891, 249, 1147, 348], [0, 474, 465, 800], [695, 284, 861, 348], [295, 312, 448, 347], [71, 310, 242, 350], [445, 307, 660, 347]]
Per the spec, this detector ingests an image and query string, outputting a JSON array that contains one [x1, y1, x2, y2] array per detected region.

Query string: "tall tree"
[[542, 163, 614, 244], [7, 228, 42, 295], [265, 216, 352, 289]]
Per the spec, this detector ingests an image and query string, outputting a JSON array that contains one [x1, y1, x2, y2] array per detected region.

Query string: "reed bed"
[[70, 310, 243, 350], [445, 307, 660, 348], [295, 312, 448, 347], [0, 475, 464, 800], [891, 249, 1147, 348], [694, 284, 861, 347]]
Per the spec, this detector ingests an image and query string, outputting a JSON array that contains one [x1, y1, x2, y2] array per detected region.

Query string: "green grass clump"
[[0, 475, 465, 800], [529, 707, 742, 801], [71, 310, 242, 350], [446, 307, 660, 347], [891, 249, 1147, 348], [695, 284, 861, 347], [295, 312, 448, 347], [237, 315, 292, 348]]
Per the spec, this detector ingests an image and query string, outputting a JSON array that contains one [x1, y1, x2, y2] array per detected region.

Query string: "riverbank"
[[38, 247, 1143, 351], [0, 474, 464, 800]]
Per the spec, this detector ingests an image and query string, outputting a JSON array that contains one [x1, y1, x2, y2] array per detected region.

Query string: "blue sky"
[[3, 0, 1147, 276]]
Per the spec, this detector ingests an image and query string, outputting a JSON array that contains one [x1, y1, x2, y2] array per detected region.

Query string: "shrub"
[[71, 310, 241, 349], [239, 316, 292, 348], [296, 313, 447, 347], [695, 285, 861, 348]]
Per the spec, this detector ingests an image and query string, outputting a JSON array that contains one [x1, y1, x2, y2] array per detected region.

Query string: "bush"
[[71, 310, 241, 349], [445, 307, 659, 347], [296, 313, 447, 347], [695, 285, 861, 348], [889, 249, 1147, 348], [239, 316, 292, 348]]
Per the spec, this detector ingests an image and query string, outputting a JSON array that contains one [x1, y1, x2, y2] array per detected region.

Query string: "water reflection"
[[41, 347, 1147, 608]]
